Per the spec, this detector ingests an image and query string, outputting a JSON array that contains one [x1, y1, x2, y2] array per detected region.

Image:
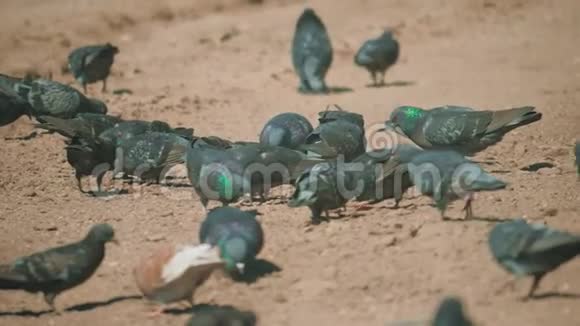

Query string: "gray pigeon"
[[98, 119, 194, 148], [354, 30, 400, 87], [186, 305, 257, 326], [35, 113, 122, 140], [385, 105, 542, 156], [350, 145, 418, 209], [575, 141, 579, 176], [432, 297, 473, 326], [291, 8, 333, 94], [68, 43, 119, 93], [301, 107, 366, 161], [288, 161, 353, 224], [489, 219, 580, 298], [113, 132, 191, 183], [199, 207, 264, 274], [259, 112, 313, 149], [13, 78, 107, 119], [408, 150, 507, 219], [0, 224, 117, 312]]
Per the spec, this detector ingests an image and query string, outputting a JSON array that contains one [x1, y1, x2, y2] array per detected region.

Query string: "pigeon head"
[[260, 125, 290, 147], [433, 297, 472, 326], [88, 98, 108, 114], [86, 223, 117, 244], [388, 106, 425, 135], [105, 43, 120, 55], [218, 237, 248, 273]]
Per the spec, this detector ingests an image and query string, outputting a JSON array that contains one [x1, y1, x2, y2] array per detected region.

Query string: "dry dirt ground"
[[0, 0, 579, 325]]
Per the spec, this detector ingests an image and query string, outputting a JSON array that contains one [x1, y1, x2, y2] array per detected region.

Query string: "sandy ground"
[[0, 0, 579, 325]]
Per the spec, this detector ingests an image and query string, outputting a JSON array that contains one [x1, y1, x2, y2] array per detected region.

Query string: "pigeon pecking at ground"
[[489, 218, 580, 299], [301, 106, 366, 161], [385, 105, 542, 156], [0, 224, 117, 312], [185, 305, 257, 326], [133, 243, 225, 317], [259, 112, 313, 149], [68, 43, 119, 93], [407, 150, 507, 219], [291, 8, 333, 94], [199, 207, 264, 276], [354, 30, 400, 87]]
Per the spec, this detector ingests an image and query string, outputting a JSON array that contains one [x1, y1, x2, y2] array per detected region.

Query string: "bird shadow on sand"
[[0, 295, 142, 317], [366, 80, 415, 88], [530, 292, 580, 300], [231, 259, 282, 284], [164, 303, 241, 316], [441, 216, 517, 223]]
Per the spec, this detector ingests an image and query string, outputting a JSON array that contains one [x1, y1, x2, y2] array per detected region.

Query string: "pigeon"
[[489, 219, 580, 298], [199, 207, 264, 274], [259, 112, 313, 149], [354, 30, 400, 87], [291, 8, 333, 93], [432, 297, 473, 326], [407, 150, 507, 219], [98, 119, 194, 148], [186, 305, 257, 326], [575, 141, 579, 176], [385, 105, 542, 155], [12, 78, 108, 120], [113, 132, 191, 183], [288, 161, 354, 224], [68, 43, 119, 93], [35, 113, 122, 140], [349, 145, 418, 209], [134, 243, 224, 315], [301, 107, 366, 161], [0, 224, 117, 312]]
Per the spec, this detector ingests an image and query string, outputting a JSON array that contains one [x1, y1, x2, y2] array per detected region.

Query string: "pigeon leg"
[[43, 292, 59, 314], [352, 201, 375, 211], [309, 206, 324, 225], [526, 273, 545, 299], [463, 193, 474, 219], [392, 198, 401, 209], [378, 71, 386, 86], [75, 173, 87, 193], [370, 71, 377, 86], [102, 79, 107, 93]]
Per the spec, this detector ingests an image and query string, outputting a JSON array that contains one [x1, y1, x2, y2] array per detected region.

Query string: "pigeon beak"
[[110, 238, 120, 245], [235, 262, 245, 274]]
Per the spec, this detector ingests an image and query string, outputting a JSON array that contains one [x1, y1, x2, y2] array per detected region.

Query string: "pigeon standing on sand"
[[385, 105, 542, 155], [432, 297, 473, 326], [291, 8, 333, 94], [199, 207, 264, 275], [354, 30, 399, 87], [134, 243, 225, 316], [68, 43, 119, 93], [186, 305, 257, 326], [259, 112, 313, 149], [0, 224, 117, 312], [301, 106, 366, 161], [289, 161, 353, 224], [408, 150, 507, 219], [489, 219, 580, 298]]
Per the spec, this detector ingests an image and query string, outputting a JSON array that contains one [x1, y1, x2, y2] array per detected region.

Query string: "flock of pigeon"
[[0, 7, 579, 326]]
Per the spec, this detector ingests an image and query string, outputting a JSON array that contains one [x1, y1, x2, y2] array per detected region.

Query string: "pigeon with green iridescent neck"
[[385, 105, 542, 156], [199, 207, 263, 276], [291, 8, 333, 94], [354, 30, 399, 87], [0, 224, 117, 312], [288, 161, 354, 224], [489, 219, 580, 298], [113, 132, 191, 183], [301, 107, 366, 161], [68, 43, 119, 93], [408, 150, 507, 219], [259, 112, 313, 149], [186, 305, 257, 326], [12, 78, 107, 120]]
